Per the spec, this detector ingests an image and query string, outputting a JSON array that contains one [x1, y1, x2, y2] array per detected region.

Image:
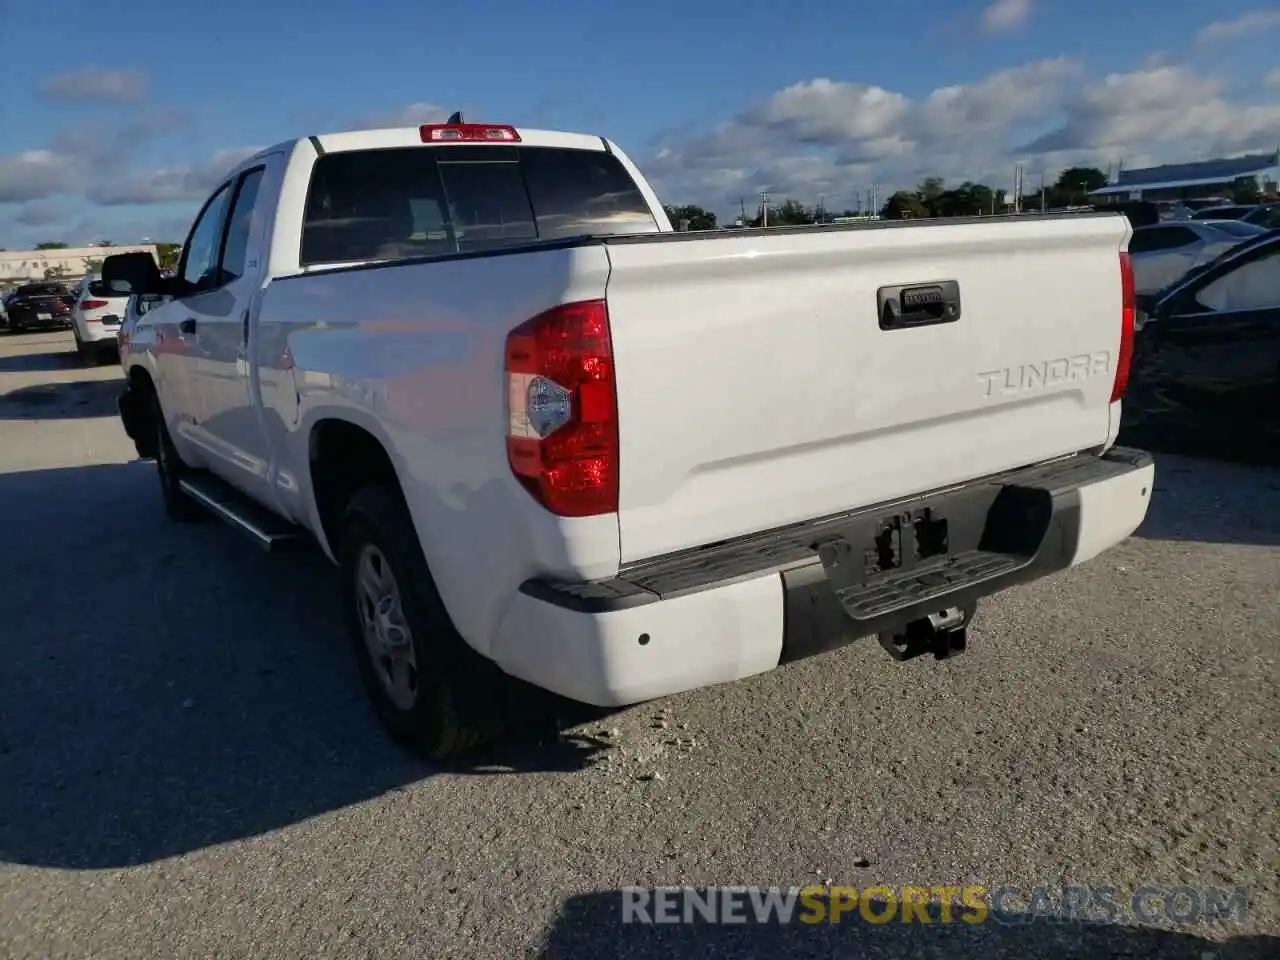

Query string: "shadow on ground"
[[0, 379, 122, 420], [0, 343, 82, 373], [0, 461, 610, 870], [538, 891, 1278, 959], [1132, 453, 1280, 547], [0, 452, 1272, 869]]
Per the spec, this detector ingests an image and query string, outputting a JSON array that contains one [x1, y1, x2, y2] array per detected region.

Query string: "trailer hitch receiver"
[[878, 604, 976, 661]]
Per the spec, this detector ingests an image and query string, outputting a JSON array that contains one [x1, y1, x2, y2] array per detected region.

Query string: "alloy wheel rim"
[[354, 543, 419, 711]]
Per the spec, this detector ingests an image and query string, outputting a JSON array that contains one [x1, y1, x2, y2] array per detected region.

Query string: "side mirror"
[[1134, 293, 1158, 324], [102, 252, 164, 297]]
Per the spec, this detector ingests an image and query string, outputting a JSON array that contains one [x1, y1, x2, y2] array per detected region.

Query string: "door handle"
[[877, 281, 962, 330], [179, 318, 197, 335]]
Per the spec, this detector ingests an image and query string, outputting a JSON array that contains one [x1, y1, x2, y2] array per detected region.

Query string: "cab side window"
[[180, 183, 234, 291], [220, 168, 266, 283]]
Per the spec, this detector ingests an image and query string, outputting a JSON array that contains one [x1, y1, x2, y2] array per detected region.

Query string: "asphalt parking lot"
[[0, 329, 1277, 959]]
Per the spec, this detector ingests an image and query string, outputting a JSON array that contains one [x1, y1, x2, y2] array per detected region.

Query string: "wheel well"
[[309, 419, 401, 552], [128, 365, 156, 396]]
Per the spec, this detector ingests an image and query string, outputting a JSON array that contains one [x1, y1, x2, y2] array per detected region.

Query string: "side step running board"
[[177, 474, 304, 552]]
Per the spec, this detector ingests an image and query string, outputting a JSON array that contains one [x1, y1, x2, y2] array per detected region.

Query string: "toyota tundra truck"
[[102, 119, 1154, 758]]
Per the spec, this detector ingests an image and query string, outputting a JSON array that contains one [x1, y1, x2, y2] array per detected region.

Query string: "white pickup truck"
[[104, 119, 1155, 758]]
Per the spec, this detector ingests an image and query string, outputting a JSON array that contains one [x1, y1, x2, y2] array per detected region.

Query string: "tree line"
[[668, 164, 1277, 230], [665, 167, 1123, 230], [9, 241, 184, 279]]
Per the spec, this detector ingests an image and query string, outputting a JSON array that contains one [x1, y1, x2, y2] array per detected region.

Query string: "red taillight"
[[82, 299, 109, 310], [505, 299, 618, 517], [1111, 251, 1135, 403], [420, 123, 521, 143]]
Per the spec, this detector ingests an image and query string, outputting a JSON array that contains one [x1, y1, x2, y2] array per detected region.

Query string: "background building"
[[0, 244, 160, 288], [1089, 151, 1279, 204]]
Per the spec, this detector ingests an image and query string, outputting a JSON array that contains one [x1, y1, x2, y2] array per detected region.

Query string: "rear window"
[[87, 279, 113, 297], [1204, 220, 1266, 239], [15, 283, 69, 297], [300, 145, 659, 266], [1129, 227, 1196, 253], [1192, 206, 1251, 220]]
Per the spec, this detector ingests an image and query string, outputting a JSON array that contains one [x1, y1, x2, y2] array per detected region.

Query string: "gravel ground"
[[0, 330, 1277, 959]]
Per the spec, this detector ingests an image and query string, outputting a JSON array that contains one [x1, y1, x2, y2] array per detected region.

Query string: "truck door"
[[144, 179, 237, 466], [184, 160, 280, 505]]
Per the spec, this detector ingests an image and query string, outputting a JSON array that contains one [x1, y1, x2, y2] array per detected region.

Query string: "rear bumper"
[[489, 446, 1155, 706], [9, 311, 71, 329], [80, 321, 123, 344]]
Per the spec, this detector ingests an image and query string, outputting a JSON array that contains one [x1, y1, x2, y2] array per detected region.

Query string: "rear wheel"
[[149, 389, 203, 522], [338, 484, 504, 759], [75, 335, 100, 366]]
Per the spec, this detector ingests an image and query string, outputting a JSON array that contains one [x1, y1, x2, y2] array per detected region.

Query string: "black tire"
[[76, 337, 99, 366], [338, 484, 504, 759], [149, 388, 204, 522]]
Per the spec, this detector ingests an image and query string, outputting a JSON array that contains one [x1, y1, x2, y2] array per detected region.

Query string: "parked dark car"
[[5, 282, 75, 333], [1190, 204, 1258, 222], [1191, 202, 1280, 229], [1124, 230, 1280, 466], [1241, 202, 1280, 230]]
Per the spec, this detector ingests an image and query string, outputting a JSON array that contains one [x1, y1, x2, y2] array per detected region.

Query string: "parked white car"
[[1128, 219, 1268, 295], [70, 274, 130, 364]]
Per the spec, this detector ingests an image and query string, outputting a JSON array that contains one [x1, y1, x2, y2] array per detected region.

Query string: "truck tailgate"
[[602, 214, 1130, 564]]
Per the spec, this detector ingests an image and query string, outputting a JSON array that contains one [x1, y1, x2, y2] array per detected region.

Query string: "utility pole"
[[760, 192, 769, 228], [1014, 163, 1024, 214], [1039, 172, 1046, 211]]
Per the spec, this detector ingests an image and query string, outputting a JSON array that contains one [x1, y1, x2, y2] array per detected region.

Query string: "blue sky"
[[1, 0, 1277, 247]]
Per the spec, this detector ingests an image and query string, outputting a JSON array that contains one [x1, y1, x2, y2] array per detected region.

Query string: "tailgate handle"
[[877, 281, 961, 330]]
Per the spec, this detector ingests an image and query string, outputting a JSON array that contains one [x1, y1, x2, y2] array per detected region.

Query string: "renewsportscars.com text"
[[621, 884, 1250, 926]]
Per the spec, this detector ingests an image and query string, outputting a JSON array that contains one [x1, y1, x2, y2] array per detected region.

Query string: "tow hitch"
[[878, 603, 976, 662]]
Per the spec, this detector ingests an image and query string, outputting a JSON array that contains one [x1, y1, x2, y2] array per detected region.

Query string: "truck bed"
[[261, 210, 1130, 596]]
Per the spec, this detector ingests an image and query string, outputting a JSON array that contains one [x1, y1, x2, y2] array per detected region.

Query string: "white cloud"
[[15, 201, 65, 228], [1017, 66, 1280, 154], [645, 59, 1280, 213], [48, 109, 194, 173], [85, 147, 264, 206], [0, 108, 196, 209], [38, 67, 149, 104], [981, 0, 1033, 34], [352, 102, 451, 130], [0, 150, 81, 204], [1195, 10, 1280, 44]]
